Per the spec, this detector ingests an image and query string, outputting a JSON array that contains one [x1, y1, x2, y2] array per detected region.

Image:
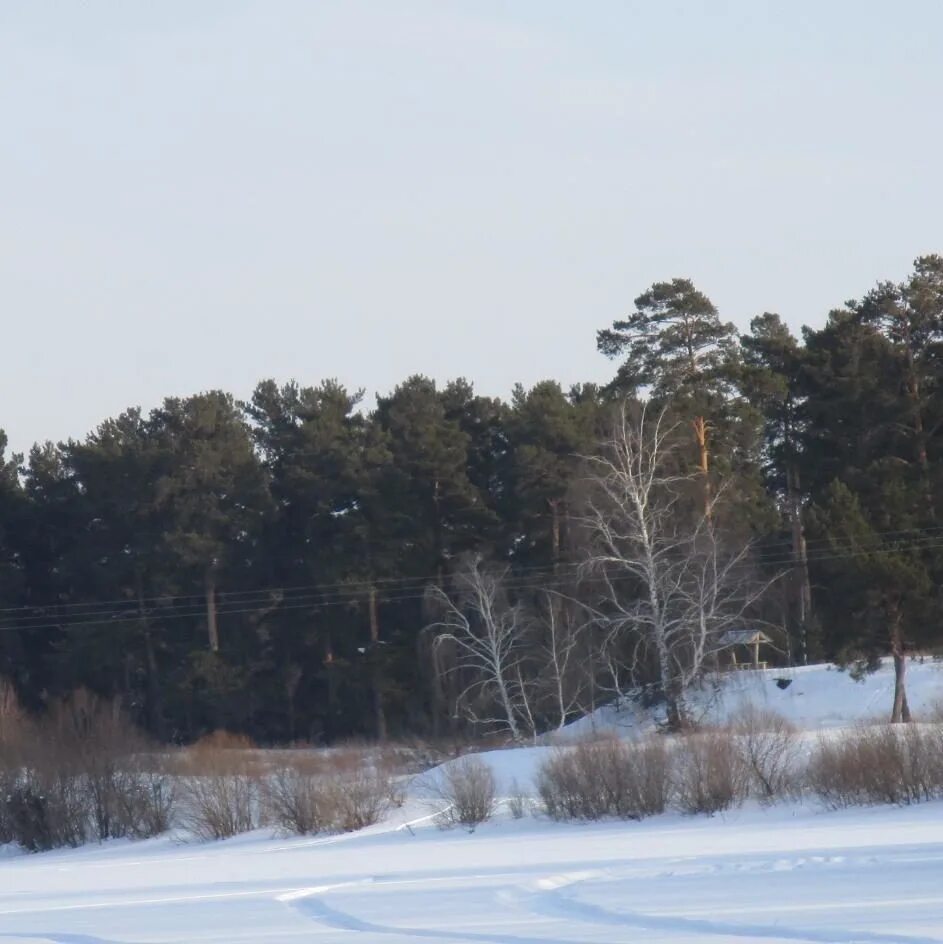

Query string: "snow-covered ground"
[[563, 657, 943, 738], [5, 658, 943, 944]]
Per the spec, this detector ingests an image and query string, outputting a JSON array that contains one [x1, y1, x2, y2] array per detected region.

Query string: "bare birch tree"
[[426, 556, 534, 742], [533, 591, 593, 731], [581, 403, 774, 730]]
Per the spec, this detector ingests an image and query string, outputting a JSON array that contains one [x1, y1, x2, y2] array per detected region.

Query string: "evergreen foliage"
[[0, 258, 940, 741]]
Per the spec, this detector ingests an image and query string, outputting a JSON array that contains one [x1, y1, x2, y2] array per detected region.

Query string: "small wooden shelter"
[[718, 628, 772, 670]]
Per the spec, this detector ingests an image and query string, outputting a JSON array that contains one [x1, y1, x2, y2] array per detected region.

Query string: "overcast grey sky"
[[1, 1, 941, 454]]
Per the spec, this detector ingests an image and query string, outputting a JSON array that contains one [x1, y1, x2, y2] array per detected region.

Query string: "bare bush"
[[0, 690, 174, 851], [732, 708, 802, 803], [178, 744, 261, 841], [263, 760, 340, 836], [537, 735, 670, 821], [262, 751, 394, 837], [0, 681, 26, 845], [8, 748, 89, 851], [673, 730, 749, 815], [111, 756, 177, 838], [506, 778, 530, 819], [47, 691, 168, 841], [334, 766, 393, 831], [428, 755, 497, 828], [807, 724, 943, 808]]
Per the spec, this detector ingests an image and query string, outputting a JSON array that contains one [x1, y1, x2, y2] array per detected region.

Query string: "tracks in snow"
[[281, 854, 943, 944]]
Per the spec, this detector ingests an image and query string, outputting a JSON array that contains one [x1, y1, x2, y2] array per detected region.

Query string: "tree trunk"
[[368, 586, 388, 741], [914, 407, 935, 522], [205, 567, 219, 652], [423, 630, 443, 739], [323, 635, 338, 741], [905, 350, 935, 521], [136, 573, 164, 739], [787, 462, 813, 664], [890, 609, 911, 723], [548, 497, 561, 565], [692, 415, 711, 518], [654, 623, 685, 731]]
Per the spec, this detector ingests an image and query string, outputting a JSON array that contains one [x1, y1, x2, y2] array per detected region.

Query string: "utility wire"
[[3, 520, 943, 621], [3, 534, 943, 637]]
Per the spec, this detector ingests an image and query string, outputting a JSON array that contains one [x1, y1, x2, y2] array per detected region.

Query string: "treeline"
[[0, 255, 940, 743]]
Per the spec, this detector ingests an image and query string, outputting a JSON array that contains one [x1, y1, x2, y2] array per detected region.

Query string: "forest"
[[0, 255, 940, 745]]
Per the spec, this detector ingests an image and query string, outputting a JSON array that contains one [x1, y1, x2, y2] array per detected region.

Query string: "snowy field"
[[6, 801, 943, 943], [5, 659, 943, 943]]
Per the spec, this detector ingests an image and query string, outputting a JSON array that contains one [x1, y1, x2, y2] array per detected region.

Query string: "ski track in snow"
[[281, 857, 943, 944]]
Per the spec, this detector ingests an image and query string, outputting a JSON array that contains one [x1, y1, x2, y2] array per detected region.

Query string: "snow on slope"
[[564, 657, 943, 736], [6, 659, 943, 943]]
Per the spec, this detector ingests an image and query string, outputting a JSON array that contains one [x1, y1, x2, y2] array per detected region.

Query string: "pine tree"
[[741, 314, 815, 662], [597, 278, 739, 508], [810, 481, 933, 722], [507, 381, 599, 566]]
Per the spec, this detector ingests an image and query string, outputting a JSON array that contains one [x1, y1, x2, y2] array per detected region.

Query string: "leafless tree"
[[581, 402, 775, 730], [426, 556, 535, 741], [533, 591, 593, 731]]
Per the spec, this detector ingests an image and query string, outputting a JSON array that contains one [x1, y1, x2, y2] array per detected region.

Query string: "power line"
[[4, 519, 943, 622], [3, 534, 943, 637]]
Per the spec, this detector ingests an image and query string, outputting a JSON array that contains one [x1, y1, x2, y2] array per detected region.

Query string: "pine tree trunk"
[[905, 349, 935, 521], [136, 573, 164, 739], [692, 415, 711, 518], [368, 586, 388, 741], [424, 631, 444, 740], [205, 568, 219, 652], [787, 462, 813, 664], [548, 497, 561, 565], [323, 635, 338, 741], [914, 410, 935, 522]]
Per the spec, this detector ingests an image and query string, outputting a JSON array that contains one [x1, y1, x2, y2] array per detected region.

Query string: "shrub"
[[262, 751, 395, 837], [537, 736, 670, 821], [4, 784, 58, 852], [111, 757, 177, 839], [333, 766, 393, 831], [178, 744, 261, 841], [0, 689, 176, 851], [431, 755, 497, 828], [263, 760, 339, 836], [732, 708, 801, 803], [47, 692, 155, 841], [8, 758, 89, 851], [506, 779, 529, 819], [807, 724, 943, 808], [673, 730, 749, 815]]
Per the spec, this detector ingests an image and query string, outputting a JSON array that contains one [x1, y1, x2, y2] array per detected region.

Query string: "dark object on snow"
[[774, 678, 793, 690]]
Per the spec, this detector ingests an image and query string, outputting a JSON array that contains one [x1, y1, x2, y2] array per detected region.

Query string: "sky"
[[1, 1, 941, 455]]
